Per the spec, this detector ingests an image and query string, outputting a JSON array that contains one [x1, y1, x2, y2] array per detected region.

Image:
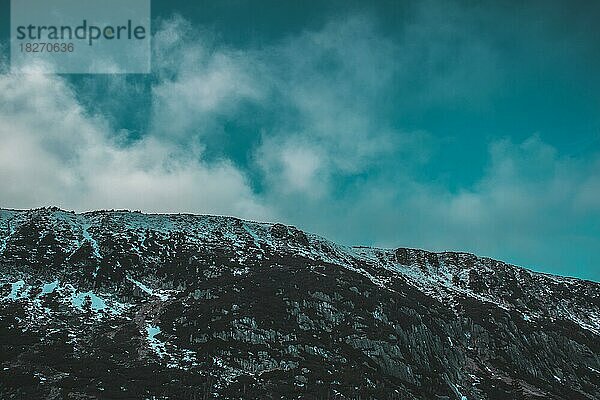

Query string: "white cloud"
[[256, 136, 327, 198], [253, 16, 404, 196], [0, 68, 270, 220], [150, 16, 264, 140]]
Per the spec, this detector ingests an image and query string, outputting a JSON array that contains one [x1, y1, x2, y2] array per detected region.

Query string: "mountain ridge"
[[1, 206, 592, 283]]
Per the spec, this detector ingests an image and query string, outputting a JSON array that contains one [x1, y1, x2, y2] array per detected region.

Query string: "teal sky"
[[0, 1, 599, 281]]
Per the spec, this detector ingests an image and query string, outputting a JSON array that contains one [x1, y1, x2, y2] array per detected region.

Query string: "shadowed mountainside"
[[0, 207, 599, 399]]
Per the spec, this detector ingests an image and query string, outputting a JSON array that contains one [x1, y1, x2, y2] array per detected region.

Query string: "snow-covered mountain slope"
[[1, 207, 599, 399]]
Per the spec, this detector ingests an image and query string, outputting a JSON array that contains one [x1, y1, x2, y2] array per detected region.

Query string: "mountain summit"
[[0, 208, 598, 399]]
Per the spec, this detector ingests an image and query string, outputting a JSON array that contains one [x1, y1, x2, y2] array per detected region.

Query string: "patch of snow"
[[448, 380, 468, 400], [41, 280, 59, 295], [6, 280, 26, 300], [232, 266, 250, 276], [243, 224, 263, 247], [81, 223, 101, 259], [128, 276, 169, 301], [147, 325, 160, 339], [72, 291, 107, 311], [146, 325, 167, 358], [129, 277, 153, 295]]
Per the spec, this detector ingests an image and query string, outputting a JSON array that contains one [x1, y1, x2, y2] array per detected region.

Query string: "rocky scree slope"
[[0, 208, 599, 399]]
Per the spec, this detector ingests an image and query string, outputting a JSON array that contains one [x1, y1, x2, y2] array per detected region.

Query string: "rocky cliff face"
[[0, 208, 598, 399]]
